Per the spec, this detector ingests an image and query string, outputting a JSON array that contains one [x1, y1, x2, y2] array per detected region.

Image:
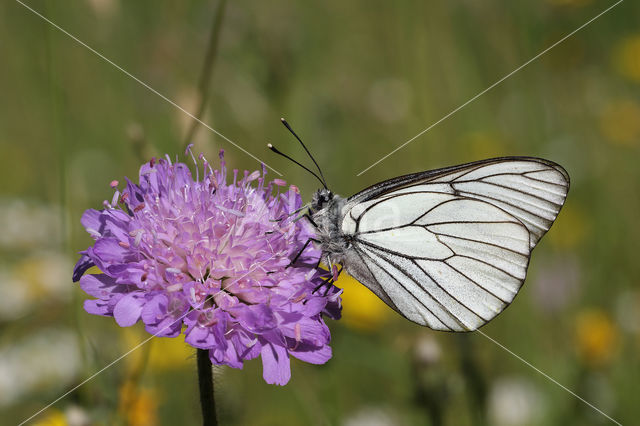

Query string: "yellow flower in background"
[[334, 273, 389, 331], [575, 309, 619, 367], [121, 327, 192, 372], [32, 409, 67, 426], [613, 35, 640, 83], [147, 333, 193, 370], [32, 407, 90, 426], [599, 99, 640, 146], [118, 381, 158, 426], [546, 204, 588, 250]]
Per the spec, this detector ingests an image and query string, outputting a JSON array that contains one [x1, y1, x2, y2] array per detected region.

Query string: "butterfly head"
[[311, 188, 334, 212]]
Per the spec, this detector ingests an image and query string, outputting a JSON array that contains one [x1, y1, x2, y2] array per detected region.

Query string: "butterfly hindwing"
[[340, 157, 569, 331]]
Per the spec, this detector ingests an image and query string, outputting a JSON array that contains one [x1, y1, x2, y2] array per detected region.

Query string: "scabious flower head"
[[73, 148, 341, 385]]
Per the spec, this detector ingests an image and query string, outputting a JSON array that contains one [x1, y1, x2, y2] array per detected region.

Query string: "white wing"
[[341, 157, 569, 331]]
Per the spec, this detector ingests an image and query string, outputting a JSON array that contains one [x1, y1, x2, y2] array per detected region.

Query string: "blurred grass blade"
[[183, 0, 228, 149]]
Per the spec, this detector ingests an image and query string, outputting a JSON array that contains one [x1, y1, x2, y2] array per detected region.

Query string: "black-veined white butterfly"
[[270, 119, 569, 332]]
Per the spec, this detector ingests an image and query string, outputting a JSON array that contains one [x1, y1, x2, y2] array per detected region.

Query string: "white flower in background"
[[0, 269, 30, 321], [0, 329, 80, 406], [488, 377, 545, 426], [615, 289, 640, 334], [65, 405, 92, 426], [343, 406, 399, 426], [0, 199, 62, 250], [413, 334, 442, 367]]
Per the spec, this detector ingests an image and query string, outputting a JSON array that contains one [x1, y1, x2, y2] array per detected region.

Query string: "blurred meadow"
[[1, 0, 639, 425]]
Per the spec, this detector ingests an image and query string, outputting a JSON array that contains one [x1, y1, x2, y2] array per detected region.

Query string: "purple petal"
[[123, 177, 145, 209], [111, 263, 147, 286], [261, 342, 291, 386], [185, 324, 217, 348], [81, 209, 102, 235], [79, 274, 127, 298], [184, 309, 228, 348], [93, 238, 131, 264], [101, 211, 131, 242], [138, 162, 160, 193], [206, 348, 241, 369], [230, 304, 277, 333], [232, 331, 261, 361], [275, 310, 304, 325], [172, 163, 193, 187], [140, 294, 184, 337], [296, 296, 326, 316], [140, 293, 168, 323], [145, 316, 183, 337], [84, 299, 111, 316], [290, 343, 332, 365], [221, 339, 243, 369], [72, 252, 94, 282], [323, 288, 343, 320], [281, 317, 329, 345], [113, 292, 144, 326]]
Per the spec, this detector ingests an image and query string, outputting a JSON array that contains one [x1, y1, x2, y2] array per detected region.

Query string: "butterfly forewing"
[[340, 157, 569, 331]]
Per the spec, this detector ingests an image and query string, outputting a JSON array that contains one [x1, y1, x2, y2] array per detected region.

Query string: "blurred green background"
[[1, 0, 639, 425]]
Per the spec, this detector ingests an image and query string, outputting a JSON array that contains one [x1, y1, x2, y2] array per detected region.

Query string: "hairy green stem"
[[197, 349, 218, 426]]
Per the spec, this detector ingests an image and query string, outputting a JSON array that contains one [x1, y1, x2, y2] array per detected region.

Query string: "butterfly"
[[270, 119, 569, 332]]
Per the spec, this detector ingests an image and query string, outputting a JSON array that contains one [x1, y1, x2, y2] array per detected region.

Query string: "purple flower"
[[73, 149, 341, 385]]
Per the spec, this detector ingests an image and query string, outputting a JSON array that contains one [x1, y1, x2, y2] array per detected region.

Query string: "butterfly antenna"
[[280, 118, 328, 189], [267, 143, 327, 189]]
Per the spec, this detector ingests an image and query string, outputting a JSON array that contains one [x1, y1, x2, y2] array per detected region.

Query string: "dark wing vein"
[[355, 238, 452, 262], [443, 259, 511, 304], [455, 178, 564, 207], [410, 258, 490, 322], [354, 244, 457, 329], [453, 189, 548, 232]]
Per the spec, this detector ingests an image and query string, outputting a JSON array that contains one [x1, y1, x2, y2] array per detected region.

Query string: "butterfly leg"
[[311, 265, 343, 295], [302, 213, 317, 227], [287, 237, 320, 268], [270, 203, 312, 223]]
